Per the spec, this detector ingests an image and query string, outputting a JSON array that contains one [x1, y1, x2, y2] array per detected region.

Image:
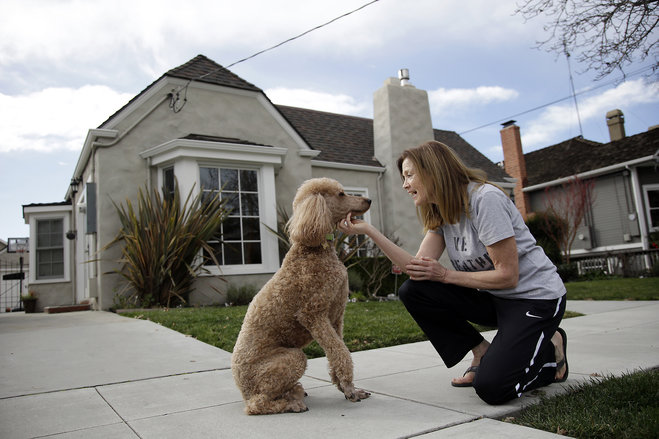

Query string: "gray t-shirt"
[[435, 182, 566, 300]]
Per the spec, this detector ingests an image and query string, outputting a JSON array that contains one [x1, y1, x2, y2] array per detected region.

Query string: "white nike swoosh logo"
[[525, 311, 543, 319]]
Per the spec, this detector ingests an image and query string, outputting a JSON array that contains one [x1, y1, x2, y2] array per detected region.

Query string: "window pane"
[[651, 209, 659, 228], [241, 193, 259, 216], [221, 169, 239, 191], [222, 192, 240, 216], [200, 167, 218, 190], [223, 217, 241, 241], [649, 190, 659, 206], [224, 242, 243, 265], [240, 170, 258, 191], [244, 242, 262, 264], [243, 218, 260, 240]]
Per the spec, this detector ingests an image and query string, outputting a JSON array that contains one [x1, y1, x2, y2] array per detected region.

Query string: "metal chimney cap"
[[398, 68, 410, 80]]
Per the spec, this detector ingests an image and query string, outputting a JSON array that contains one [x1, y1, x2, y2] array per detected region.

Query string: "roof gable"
[[525, 129, 659, 186], [166, 55, 261, 92]]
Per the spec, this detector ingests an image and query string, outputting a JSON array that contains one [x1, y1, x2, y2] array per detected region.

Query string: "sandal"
[[451, 365, 478, 387], [554, 327, 569, 383]]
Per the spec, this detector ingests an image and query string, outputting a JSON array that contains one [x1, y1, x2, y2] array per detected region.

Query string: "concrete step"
[[44, 304, 92, 314]]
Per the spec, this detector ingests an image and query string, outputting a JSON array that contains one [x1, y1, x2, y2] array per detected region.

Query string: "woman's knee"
[[398, 279, 424, 305], [473, 373, 516, 405]]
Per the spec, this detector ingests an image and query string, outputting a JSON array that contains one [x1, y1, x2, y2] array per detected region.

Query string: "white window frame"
[[142, 138, 286, 275], [24, 206, 72, 284], [642, 183, 659, 232], [343, 186, 372, 257]]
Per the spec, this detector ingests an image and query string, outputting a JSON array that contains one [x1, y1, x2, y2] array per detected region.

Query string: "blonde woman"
[[338, 140, 568, 405]]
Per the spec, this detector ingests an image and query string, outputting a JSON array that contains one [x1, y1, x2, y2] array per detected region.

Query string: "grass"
[[507, 368, 659, 439], [565, 277, 659, 300]]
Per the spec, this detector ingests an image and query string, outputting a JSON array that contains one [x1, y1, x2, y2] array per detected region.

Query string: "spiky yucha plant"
[[108, 183, 229, 308]]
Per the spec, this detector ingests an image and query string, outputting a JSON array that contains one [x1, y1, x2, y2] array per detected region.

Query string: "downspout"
[[376, 169, 386, 232]]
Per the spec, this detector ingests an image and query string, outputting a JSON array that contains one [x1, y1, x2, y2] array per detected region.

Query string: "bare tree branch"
[[515, 0, 659, 79]]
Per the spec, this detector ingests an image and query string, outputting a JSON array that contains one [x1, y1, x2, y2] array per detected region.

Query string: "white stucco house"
[[23, 55, 511, 311]]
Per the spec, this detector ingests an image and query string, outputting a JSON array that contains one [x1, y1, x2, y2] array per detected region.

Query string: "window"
[[643, 184, 659, 232], [201, 167, 261, 265], [344, 188, 371, 257], [163, 167, 175, 200], [36, 218, 64, 279]]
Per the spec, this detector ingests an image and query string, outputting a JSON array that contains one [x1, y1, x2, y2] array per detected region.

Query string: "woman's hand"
[[406, 256, 448, 282], [337, 213, 368, 235]]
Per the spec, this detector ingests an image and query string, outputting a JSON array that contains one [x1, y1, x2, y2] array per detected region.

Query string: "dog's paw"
[[285, 399, 309, 413], [342, 383, 371, 402]]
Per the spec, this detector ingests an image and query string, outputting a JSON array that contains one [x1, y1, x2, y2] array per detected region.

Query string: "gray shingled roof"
[[99, 55, 507, 180], [276, 105, 380, 168], [525, 129, 659, 186]]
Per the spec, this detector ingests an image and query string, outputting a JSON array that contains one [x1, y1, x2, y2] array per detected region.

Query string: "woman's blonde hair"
[[397, 140, 495, 233]]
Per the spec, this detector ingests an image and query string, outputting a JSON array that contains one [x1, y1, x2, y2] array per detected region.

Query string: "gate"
[[1, 256, 29, 312]]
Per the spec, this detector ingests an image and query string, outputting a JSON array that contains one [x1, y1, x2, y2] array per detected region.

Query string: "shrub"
[[226, 284, 258, 306], [106, 182, 229, 308], [526, 212, 563, 265]]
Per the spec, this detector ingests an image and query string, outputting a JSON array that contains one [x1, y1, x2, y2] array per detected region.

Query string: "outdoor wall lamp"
[[70, 177, 82, 196], [66, 230, 77, 240]]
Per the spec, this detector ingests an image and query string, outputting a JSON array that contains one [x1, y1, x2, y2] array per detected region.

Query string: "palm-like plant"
[[107, 182, 229, 308]]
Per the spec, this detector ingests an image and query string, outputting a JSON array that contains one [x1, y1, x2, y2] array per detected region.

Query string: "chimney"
[[373, 69, 434, 253], [500, 120, 531, 220], [606, 109, 626, 141]]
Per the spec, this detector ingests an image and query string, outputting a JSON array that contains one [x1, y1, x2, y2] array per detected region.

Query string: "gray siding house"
[[501, 112, 659, 270], [23, 55, 510, 311]]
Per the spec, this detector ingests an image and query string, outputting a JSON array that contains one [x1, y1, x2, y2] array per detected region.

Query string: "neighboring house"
[[501, 110, 659, 268], [23, 55, 511, 311], [0, 237, 30, 311]]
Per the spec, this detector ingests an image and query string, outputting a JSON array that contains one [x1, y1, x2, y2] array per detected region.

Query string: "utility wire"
[[170, 0, 381, 111], [200, 0, 381, 78], [458, 64, 656, 135]]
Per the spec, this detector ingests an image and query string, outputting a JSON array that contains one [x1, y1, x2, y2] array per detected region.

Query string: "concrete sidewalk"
[[0, 301, 657, 439]]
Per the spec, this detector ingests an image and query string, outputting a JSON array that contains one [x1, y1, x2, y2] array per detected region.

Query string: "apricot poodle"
[[231, 178, 372, 415]]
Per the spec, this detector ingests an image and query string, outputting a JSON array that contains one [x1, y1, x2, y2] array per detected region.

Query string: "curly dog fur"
[[231, 178, 372, 415]]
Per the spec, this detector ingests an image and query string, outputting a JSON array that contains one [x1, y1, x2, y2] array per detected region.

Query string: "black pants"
[[398, 279, 566, 405]]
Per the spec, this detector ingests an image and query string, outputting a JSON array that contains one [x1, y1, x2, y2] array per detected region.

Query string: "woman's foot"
[[552, 328, 568, 382], [451, 340, 489, 387]]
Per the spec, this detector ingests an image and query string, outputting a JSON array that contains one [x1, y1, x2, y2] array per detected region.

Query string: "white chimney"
[[398, 68, 411, 86]]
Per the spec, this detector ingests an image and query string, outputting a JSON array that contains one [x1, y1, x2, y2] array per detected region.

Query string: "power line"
[[171, 0, 382, 112], [201, 0, 381, 78], [458, 64, 656, 135]]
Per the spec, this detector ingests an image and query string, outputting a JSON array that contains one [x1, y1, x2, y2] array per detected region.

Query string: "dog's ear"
[[287, 193, 333, 247]]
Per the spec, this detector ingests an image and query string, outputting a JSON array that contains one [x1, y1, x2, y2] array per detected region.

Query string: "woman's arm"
[[338, 214, 414, 270], [406, 236, 519, 290]]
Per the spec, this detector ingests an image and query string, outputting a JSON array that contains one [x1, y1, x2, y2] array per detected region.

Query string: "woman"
[[338, 140, 568, 405]]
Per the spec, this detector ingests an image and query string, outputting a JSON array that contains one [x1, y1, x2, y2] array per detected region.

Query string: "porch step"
[[44, 304, 92, 314]]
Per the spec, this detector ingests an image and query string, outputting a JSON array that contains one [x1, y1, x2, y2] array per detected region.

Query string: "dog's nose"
[[366, 199, 372, 205]]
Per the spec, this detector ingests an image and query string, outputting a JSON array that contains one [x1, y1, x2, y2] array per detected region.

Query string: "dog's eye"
[[339, 192, 345, 197]]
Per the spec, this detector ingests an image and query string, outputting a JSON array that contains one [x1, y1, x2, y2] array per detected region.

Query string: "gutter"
[[523, 154, 655, 192]]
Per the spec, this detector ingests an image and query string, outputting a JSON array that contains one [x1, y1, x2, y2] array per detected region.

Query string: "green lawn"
[[565, 277, 659, 300]]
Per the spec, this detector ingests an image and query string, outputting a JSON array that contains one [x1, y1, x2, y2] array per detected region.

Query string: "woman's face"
[[401, 158, 426, 206]]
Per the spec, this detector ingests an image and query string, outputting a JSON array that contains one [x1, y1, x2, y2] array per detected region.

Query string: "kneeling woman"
[[338, 140, 568, 405]]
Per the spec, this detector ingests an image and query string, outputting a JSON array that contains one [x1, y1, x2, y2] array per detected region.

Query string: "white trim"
[[569, 242, 642, 256], [140, 138, 287, 167], [642, 183, 659, 232], [23, 206, 73, 284], [523, 155, 656, 192], [311, 160, 386, 173]]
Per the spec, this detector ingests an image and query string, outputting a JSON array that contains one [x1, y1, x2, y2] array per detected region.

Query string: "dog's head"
[[286, 178, 371, 247]]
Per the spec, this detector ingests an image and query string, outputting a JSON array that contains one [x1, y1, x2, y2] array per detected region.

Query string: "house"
[[23, 55, 511, 311], [500, 110, 659, 270]]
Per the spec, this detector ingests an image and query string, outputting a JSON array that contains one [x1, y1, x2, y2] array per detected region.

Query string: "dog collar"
[[325, 233, 334, 241]]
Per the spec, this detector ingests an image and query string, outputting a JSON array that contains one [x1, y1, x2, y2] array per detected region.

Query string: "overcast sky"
[[1, 0, 658, 239]]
